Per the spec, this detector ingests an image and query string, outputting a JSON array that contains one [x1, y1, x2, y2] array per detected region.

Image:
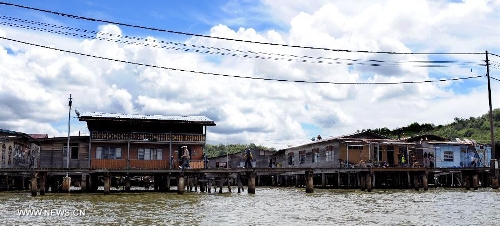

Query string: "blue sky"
[[0, 0, 499, 149]]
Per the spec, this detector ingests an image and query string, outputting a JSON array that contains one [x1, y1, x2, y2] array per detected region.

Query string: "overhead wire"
[[0, 36, 485, 85], [0, 1, 487, 56], [0, 16, 485, 68]]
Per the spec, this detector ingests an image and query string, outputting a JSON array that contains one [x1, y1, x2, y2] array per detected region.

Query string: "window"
[[326, 151, 333, 162], [1, 144, 5, 164], [260, 150, 265, 156], [288, 156, 294, 165], [444, 151, 454, 162], [63, 143, 79, 159], [313, 153, 320, 163], [138, 148, 162, 160], [96, 147, 122, 159], [300, 154, 306, 164]]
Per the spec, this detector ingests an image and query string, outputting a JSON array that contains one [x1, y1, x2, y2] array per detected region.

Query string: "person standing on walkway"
[[181, 146, 190, 169], [244, 148, 253, 168]]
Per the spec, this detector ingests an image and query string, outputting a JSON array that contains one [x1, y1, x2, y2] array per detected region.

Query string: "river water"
[[1, 187, 499, 226]]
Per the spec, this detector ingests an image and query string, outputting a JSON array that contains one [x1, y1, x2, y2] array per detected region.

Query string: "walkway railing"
[[91, 159, 127, 169]]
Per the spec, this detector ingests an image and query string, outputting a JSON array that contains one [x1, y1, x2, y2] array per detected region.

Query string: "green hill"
[[361, 108, 500, 144]]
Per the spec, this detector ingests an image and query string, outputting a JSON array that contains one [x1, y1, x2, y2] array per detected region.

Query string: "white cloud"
[[0, 0, 499, 149]]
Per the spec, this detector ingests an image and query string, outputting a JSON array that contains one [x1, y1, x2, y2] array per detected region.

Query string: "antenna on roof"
[[75, 109, 80, 117]]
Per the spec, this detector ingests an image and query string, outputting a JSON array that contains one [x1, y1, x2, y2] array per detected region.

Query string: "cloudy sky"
[[0, 0, 499, 149]]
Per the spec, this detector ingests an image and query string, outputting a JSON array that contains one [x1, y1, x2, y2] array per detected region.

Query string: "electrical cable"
[[0, 36, 485, 85], [0, 17, 485, 68], [0, 1, 487, 56]]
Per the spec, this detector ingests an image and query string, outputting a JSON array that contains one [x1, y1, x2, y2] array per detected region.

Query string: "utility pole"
[[486, 51, 496, 159], [63, 94, 72, 193], [67, 94, 72, 170]]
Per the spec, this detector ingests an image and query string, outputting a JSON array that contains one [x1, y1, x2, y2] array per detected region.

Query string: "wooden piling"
[[465, 175, 471, 190], [237, 174, 244, 193], [218, 179, 223, 194], [166, 175, 171, 191], [360, 174, 366, 191], [492, 177, 499, 189], [322, 173, 326, 188], [81, 174, 88, 192], [337, 173, 341, 188], [414, 175, 419, 191], [366, 174, 372, 192], [62, 176, 71, 193], [227, 176, 231, 193], [305, 171, 314, 193], [125, 177, 131, 191], [422, 173, 428, 191], [178, 176, 185, 194], [31, 173, 37, 196], [103, 174, 110, 195], [473, 174, 479, 190], [248, 173, 256, 194], [39, 173, 46, 196]]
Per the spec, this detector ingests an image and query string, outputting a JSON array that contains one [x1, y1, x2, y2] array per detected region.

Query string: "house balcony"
[[90, 159, 205, 170], [91, 159, 127, 169]]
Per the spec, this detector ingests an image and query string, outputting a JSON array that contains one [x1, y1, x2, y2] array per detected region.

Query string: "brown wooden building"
[[275, 131, 410, 168], [78, 112, 216, 170]]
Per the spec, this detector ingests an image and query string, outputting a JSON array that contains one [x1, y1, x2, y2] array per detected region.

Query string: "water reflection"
[[1, 188, 500, 225]]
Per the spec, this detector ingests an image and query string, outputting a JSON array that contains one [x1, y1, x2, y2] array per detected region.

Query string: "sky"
[[0, 0, 499, 149]]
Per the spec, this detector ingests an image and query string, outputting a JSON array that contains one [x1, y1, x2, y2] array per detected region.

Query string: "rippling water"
[[1, 187, 500, 226]]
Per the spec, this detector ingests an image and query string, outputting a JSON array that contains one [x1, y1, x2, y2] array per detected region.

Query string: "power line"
[[0, 36, 485, 85], [0, 17, 485, 68], [0, 1, 486, 56], [490, 52, 500, 58]]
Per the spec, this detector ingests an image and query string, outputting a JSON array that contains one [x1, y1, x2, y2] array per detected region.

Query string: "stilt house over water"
[[275, 131, 410, 168], [78, 112, 216, 170]]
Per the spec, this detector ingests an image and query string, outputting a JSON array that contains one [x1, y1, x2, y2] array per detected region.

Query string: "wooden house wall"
[[39, 138, 89, 169], [90, 141, 205, 169], [280, 141, 406, 168]]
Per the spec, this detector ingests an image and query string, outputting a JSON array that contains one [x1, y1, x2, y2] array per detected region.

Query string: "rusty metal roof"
[[78, 112, 216, 125]]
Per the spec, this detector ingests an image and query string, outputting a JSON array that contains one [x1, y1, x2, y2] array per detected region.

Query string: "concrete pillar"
[[306, 171, 314, 193], [125, 177, 131, 191], [31, 173, 38, 196], [473, 174, 479, 190], [178, 176, 185, 194], [62, 176, 71, 193], [39, 173, 46, 196], [422, 173, 428, 191], [360, 174, 366, 191], [366, 174, 372, 192], [103, 174, 110, 195], [248, 173, 256, 194]]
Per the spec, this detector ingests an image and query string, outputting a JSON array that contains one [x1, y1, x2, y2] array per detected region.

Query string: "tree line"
[[360, 108, 500, 144], [204, 143, 277, 158]]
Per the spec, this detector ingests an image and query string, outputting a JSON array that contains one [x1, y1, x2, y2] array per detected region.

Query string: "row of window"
[[95, 147, 163, 160], [290, 151, 335, 165]]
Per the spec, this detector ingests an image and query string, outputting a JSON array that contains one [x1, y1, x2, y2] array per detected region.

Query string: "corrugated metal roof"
[[79, 112, 215, 123]]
